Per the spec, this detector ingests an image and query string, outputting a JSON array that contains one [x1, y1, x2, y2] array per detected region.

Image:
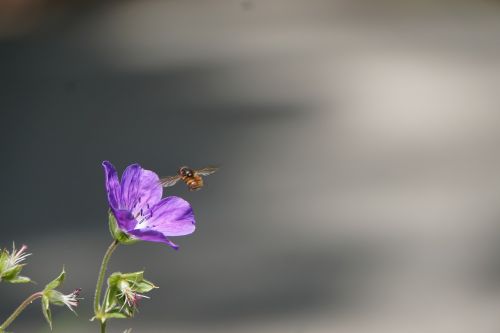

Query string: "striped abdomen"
[[183, 175, 204, 191]]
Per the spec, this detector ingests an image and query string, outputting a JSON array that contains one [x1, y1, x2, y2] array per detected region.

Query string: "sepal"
[[41, 294, 53, 329], [44, 268, 65, 291], [109, 212, 139, 245], [9, 275, 31, 284]]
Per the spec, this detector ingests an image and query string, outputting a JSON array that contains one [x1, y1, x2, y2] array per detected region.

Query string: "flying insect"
[[160, 166, 218, 191]]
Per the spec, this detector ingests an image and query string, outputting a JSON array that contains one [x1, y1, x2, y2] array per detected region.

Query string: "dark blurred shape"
[[0, 0, 100, 38]]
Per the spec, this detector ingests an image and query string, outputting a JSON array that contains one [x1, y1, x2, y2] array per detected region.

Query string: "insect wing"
[[195, 166, 219, 176], [160, 175, 181, 187]]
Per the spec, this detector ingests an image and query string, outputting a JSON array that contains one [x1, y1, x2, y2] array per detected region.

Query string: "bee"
[[160, 166, 219, 191]]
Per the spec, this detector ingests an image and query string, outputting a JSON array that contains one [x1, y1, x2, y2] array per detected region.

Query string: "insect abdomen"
[[185, 176, 203, 191]]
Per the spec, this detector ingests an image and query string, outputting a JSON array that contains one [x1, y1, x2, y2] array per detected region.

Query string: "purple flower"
[[103, 161, 195, 250]]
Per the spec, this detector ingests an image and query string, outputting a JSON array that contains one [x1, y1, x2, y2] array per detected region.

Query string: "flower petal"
[[136, 196, 195, 236], [127, 229, 179, 250], [102, 161, 122, 210], [112, 209, 138, 231], [120, 164, 162, 216], [132, 169, 162, 216], [120, 164, 141, 209]]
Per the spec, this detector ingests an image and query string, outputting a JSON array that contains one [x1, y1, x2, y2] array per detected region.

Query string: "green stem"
[[0, 291, 43, 331], [100, 320, 107, 333], [94, 239, 119, 315]]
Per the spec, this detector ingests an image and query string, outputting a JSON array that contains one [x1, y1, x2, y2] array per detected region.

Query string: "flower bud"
[[41, 268, 81, 329], [103, 271, 157, 320], [46, 288, 82, 312], [0, 243, 31, 284]]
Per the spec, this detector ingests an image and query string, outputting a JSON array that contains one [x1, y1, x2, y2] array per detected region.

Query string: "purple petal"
[[127, 229, 179, 250], [131, 169, 162, 216], [102, 161, 122, 210], [120, 164, 141, 209], [120, 164, 162, 216], [112, 209, 138, 231], [136, 196, 195, 236]]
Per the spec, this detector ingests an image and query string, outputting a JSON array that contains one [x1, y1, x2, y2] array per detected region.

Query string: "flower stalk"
[[94, 240, 119, 316], [0, 291, 43, 332]]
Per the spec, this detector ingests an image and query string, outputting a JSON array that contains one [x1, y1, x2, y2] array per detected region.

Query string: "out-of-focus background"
[[2, 0, 500, 332]]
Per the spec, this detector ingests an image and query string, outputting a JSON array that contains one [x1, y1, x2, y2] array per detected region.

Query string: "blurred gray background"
[[2, 0, 500, 332]]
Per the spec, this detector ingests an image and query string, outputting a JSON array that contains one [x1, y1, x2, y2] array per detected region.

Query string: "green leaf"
[[44, 268, 65, 291], [41, 295, 52, 330]]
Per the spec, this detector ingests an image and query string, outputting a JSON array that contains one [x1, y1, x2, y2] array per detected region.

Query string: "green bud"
[[102, 271, 157, 320], [41, 268, 81, 329]]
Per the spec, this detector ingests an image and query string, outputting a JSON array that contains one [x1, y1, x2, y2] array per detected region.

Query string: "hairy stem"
[[0, 291, 43, 331], [94, 239, 119, 315]]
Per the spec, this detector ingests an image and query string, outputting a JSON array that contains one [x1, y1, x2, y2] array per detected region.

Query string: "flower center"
[[135, 203, 154, 225]]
